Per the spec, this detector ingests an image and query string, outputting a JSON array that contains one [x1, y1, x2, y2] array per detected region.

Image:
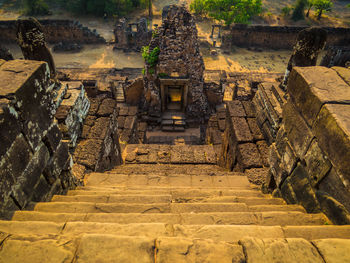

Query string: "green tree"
[[190, 0, 262, 26], [313, 0, 332, 20], [24, 0, 49, 15], [306, 0, 314, 17], [292, 0, 307, 21]]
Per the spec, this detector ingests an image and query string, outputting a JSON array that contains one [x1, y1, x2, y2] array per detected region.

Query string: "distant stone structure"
[[142, 5, 210, 124], [16, 18, 56, 77], [114, 18, 151, 51], [281, 27, 327, 89]]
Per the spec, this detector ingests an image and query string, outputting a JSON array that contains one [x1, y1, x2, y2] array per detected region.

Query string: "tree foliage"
[[313, 0, 332, 20], [190, 0, 262, 25], [292, 0, 307, 21], [24, 0, 50, 15], [141, 46, 160, 68]]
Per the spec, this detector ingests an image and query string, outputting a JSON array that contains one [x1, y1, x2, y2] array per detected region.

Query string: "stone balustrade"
[[267, 66, 350, 224], [0, 60, 77, 218]]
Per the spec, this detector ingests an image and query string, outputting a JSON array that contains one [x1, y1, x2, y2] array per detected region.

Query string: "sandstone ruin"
[[0, 4, 349, 262]]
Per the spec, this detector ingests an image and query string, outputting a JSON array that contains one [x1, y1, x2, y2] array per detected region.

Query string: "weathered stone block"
[[43, 141, 70, 184], [256, 140, 269, 167], [87, 98, 102, 116], [237, 143, 262, 170], [74, 139, 103, 170], [0, 106, 21, 158], [258, 83, 282, 127], [230, 117, 253, 144], [22, 105, 53, 151], [318, 168, 350, 213], [97, 98, 116, 117], [43, 124, 62, 154], [288, 66, 350, 126], [119, 106, 129, 116], [283, 100, 313, 157], [0, 134, 32, 198], [240, 237, 324, 263], [128, 106, 138, 116], [290, 163, 320, 213], [247, 118, 264, 141], [280, 139, 297, 176], [84, 116, 96, 127], [313, 103, 350, 189], [255, 109, 267, 128], [226, 100, 246, 117], [241, 100, 256, 118], [124, 116, 136, 130], [316, 190, 350, 225], [245, 168, 269, 185], [31, 175, 51, 202], [269, 143, 287, 187], [0, 60, 49, 100], [332, 66, 350, 86], [280, 177, 298, 204], [217, 119, 225, 131], [88, 117, 111, 140], [304, 139, 331, 187], [20, 143, 50, 198], [261, 121, 274, 144]]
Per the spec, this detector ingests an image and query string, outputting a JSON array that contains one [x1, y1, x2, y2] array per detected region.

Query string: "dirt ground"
[[0, 0, 346, 72]]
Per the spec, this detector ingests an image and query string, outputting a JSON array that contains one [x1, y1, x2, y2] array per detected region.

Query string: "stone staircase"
[[1, 163, 350, 262], [161, 112, 186, 132]]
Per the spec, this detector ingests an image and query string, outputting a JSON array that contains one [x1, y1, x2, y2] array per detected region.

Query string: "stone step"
[[67, 188, 265, 198], [33, 202, 305, 214], [1, 221, 350, 241], [12, 211, 329, 226], [51, 194, 286, 206], [1, 233, 349, 263], [108, 164, 234, 175], [85, 173, 252, 188]]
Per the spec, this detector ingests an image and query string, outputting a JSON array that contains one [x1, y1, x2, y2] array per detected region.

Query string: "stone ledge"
[[313, 103, 350, 189], [288, 66, 350, 127]]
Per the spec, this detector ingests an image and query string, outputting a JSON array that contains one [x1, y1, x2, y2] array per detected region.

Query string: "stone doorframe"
[[159, 78, 189, 112]]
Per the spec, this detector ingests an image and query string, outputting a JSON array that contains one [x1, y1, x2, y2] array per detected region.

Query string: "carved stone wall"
[[0, 20, 105, 44], [221, 24, 350, 50], [114, 18, 152, 51], [0, 60, 77, 219], [262, 66, 350, 225]]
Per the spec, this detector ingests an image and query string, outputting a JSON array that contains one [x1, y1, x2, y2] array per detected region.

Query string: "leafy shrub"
[[190, 0, 262, 26], [24, 0, 50, 15], [292, 0, 307, 21], [141, 45, 160, 68], [281, 6, 293, 16]]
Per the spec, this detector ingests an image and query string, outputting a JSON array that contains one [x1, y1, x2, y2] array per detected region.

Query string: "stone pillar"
[[16, 18, 56, 78], [281, 27, 327, 90]]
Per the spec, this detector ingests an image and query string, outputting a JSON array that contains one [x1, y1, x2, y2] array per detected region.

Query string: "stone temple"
[[0, 4, 350, 262]]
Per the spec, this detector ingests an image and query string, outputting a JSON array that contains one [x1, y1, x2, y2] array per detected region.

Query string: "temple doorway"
[[160, 78, 189, 113], [166, 85, 183, 111]]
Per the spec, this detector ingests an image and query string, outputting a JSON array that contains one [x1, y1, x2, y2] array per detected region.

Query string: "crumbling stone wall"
[[56, 69, 124, 180], [142, 5, 210, 120], [263, 66, 350, 225], [219, 100, 270, 185], [0, 20, 105, 44], [0, 60, 77, 219], [221, 24, 350, 50], [114, 18, 152, 51]]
